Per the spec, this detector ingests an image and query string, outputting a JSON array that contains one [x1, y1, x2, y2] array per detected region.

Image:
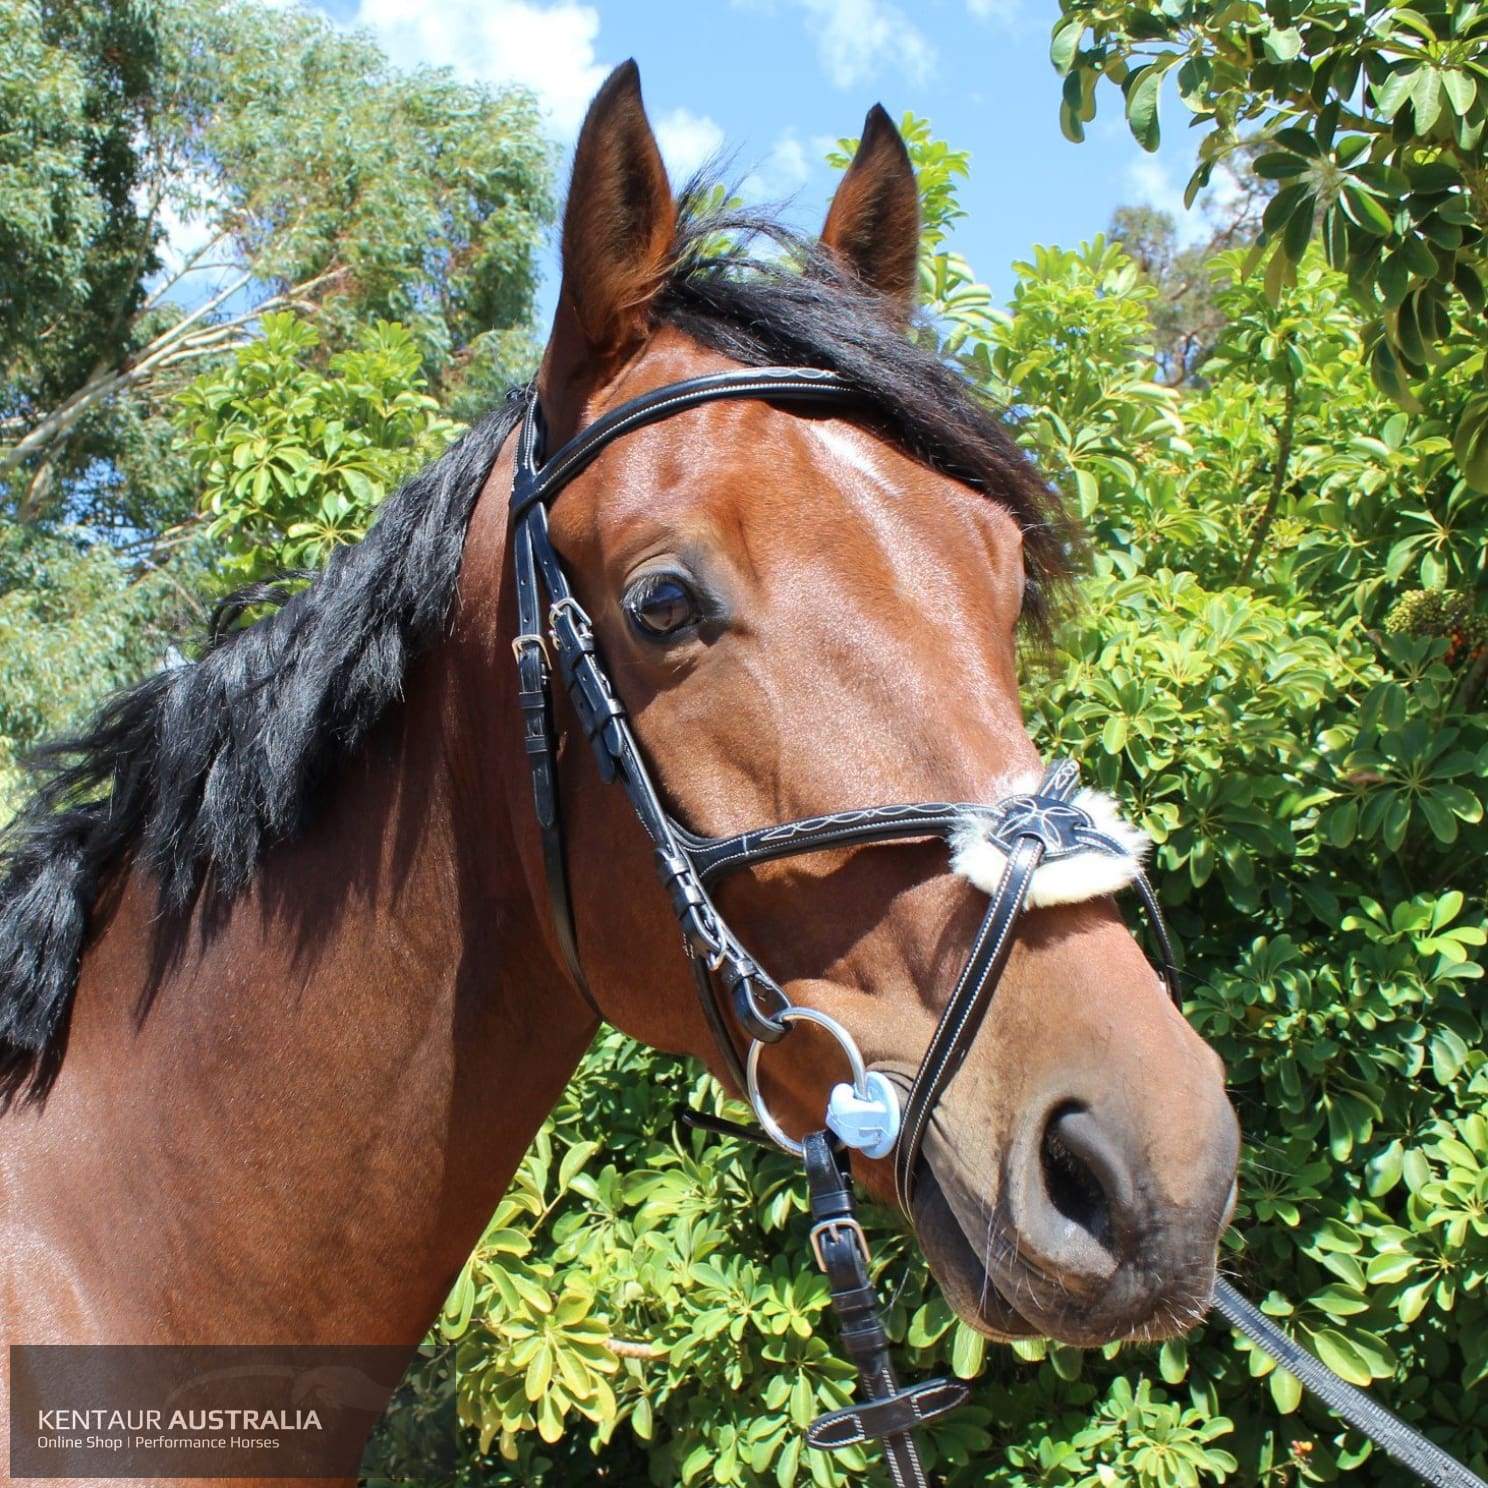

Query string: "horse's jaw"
[[910, 1164, 1039, 1340]]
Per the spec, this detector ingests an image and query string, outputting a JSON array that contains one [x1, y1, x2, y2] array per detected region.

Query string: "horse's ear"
[[555, 60, 675, 360], [820, 105, 920, 318]]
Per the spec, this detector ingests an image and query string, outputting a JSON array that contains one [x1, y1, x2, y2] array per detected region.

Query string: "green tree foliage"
[[0, 0, 552, 532], [1049, 0, 1488, 489], [174, 314, 459, 584], [0, 526, 203, 812], [0, 0, 550, 817]]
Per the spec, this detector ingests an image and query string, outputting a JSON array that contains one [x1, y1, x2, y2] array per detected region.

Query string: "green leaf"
[[1442, 68, 1477, 116], [1282, 193, 1317, 263], [1263, 27, 1303, 62], [776, 1434, 801, 1488], [1254, 152, 1309, 179], [1430, 1027, 1469, 1083], [1412, 68, 1443, 133], [1269, 1366, 1303, 1413], [631, 1393, 654, 1440], [1340, 182, 1394, 236], [1050, 19, 1083, 75], [1365, 1141, 1405, 1197], [951, 1322, 987, 1379], [1374, 67, 1418, 119], [1125, 65, 1164, 152], [1159, 1337, 1188, 1383], [1366, 1251, 1418, 1285], [559, 1140, 599, 1190], [1452, 394, 1488, 492], [1312, 1329, 1374, 1386]]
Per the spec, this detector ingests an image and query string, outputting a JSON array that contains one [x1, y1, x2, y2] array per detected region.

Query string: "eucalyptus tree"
[[0, 0, 553, 535]]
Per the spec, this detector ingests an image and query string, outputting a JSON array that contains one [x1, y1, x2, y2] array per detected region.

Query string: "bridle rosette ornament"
[[951, 773, 1152, 910]]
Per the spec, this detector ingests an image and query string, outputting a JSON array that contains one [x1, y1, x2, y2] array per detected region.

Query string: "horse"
[[0, 62, 1238, 1486]]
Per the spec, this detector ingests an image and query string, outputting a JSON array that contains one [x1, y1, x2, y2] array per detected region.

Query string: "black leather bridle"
[[506, 366, 1488, 1488], [508, 366, 1177, 1208]]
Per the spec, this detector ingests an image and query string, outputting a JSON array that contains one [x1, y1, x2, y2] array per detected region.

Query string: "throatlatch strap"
[[511, 406, 596, 1011], [802, 1133, 966, 1487]]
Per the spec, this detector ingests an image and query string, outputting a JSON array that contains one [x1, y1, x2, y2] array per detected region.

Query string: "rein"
[[506, 368, 1486, 1488]]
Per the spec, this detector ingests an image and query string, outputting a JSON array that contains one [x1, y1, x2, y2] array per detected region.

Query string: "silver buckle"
[[548, 595, 591, 632], [810, 1217, 871, 1270], [510, 633, 551, 666]]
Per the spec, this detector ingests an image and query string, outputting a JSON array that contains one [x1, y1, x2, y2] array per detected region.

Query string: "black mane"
[[0, 187, 1071, 1111]]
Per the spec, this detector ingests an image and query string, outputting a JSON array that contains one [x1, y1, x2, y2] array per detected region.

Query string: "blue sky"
[[293, 0, 1217, 328]]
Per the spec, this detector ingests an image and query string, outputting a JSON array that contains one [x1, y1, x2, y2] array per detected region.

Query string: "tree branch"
[[604, 1338, 669, 1361], [1237, 361, 1297, 585], [142, 226, 238, 311], [1, 265, 346, 497]]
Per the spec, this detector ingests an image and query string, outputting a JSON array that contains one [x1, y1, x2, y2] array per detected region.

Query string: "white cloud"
[[743, 131, 812, 200], [805, 0, 934, 87], [655, 107, 725, 182], [1123, 156, 1221, 248], [734, 0, 933, 88], [1126, 159, 1185, 218], [350, 0, 610, 139], [965, 0, 1023, 26]]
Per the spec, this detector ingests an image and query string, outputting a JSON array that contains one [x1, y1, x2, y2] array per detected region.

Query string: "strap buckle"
[[809, 1216, 870, 1271], [549, 595, 592, 635], [511, 632, 551, 666]]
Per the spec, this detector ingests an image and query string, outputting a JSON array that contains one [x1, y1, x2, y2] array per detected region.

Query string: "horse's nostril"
[[1039, 1103, 1130, 1252]]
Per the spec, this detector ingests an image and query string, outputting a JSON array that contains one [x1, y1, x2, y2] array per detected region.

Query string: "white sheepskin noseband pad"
[[949, 774, 1150, 909]]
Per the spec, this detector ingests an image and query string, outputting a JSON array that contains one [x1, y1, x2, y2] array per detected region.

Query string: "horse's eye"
[[623, 573, 701, 639]]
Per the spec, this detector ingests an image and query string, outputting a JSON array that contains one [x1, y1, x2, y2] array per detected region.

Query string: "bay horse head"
[[0, 61, 1238, 1404], [466, 63, 1240, 1346]]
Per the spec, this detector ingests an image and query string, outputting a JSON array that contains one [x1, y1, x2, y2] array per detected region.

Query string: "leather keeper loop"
[[807, 1379, 970, 1452], [732, 975, 788, 1043]]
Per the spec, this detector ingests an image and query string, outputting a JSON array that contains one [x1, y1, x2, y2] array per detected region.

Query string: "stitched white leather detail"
[[949, 776, 1150, 909]]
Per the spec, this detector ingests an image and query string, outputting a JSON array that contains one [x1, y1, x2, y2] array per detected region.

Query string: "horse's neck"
[[2, 644, 593, 1347]]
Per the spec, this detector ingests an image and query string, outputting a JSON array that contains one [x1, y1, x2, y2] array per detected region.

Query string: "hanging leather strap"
[[510, 395, 600, 1015], [802, 1132, 966, 1487]]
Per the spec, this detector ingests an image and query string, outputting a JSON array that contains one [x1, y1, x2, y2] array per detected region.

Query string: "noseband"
[[506, 365, 1176, 1209], [506, 368, 1488, 1488]]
